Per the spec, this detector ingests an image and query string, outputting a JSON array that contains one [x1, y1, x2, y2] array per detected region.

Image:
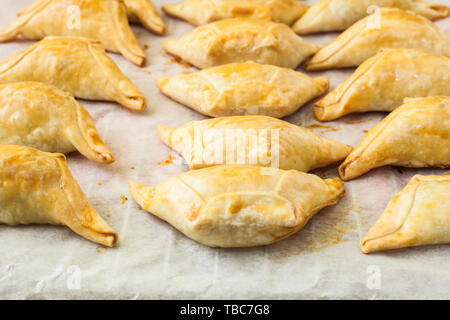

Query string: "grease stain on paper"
[[268, 198, 357, 262], [305, 123, 339, 132], [97, 247, 108, 254], [165, 57, 193, 69]]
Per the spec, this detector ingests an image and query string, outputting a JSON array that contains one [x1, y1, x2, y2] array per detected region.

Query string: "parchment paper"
[[0, 0, 449, 300]]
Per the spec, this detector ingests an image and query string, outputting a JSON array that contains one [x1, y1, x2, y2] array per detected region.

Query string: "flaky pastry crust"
[[124, 0, 166, 35], [0, 0, 146, 66], [163, 18, 319, 69], [0, 145, 118, 247], [0, 82, 114, 163], [157, 115, 353, 171], [0, 36, 146, 110], [162, 0, 309, 26], [339, 96, 450, 180], [129, 165, 345, 247], [157, 61, 329, 118], [362, 174, 450, 253], [314, 49, 450, 121], [305, 8, 450, 71], [293, 0, 450, 34]]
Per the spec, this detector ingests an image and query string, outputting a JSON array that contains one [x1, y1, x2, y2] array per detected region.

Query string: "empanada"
[[304, 8, 450, 71], [0, 0, 146, 66], [156, 62, 329, 118], [362, 174, 450, 253], [0, 82, 114, 163], [124, 0, 166, 35], [163, 18, 319, 69], [0, 145, 118, 247], [162, 0, 309, 26], [129, 165, 345, 247], [339, 96, 450, 180], [293, 0, 450, 34], [314, 49, 450, 121], [0, 36, 146, 111], [157, 116, 353, 171]]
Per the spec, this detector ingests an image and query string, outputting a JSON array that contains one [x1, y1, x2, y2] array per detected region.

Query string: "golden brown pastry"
[[129, 165, 345, 247], [293, 0, 450, 34], [156, 62, 329, 118], [124, 0, 166, 35], [0, 145, 118, 247], [0, 82, 114, 163], [304, 8, 450, 71], [314, 49, 450, 121], [362, 174, 450, 253], [162, 0, 309, 26], [0, 0, 146, 66], [0, 36, 146, 111], [163, 18, 319, 69], [157, 116, 353, 171], [339, 96, 450, 180]]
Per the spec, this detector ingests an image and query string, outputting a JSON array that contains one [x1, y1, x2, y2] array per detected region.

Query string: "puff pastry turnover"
[[0, 82, 114, 163], [293, 0, 450, 34], [0, 36, 146, 110], [163, 18, 319, 69], [305, 8, 450, 71], [0, 0, 146, 66], [362, 174, 450, 253], [162, 0, 309, 26], [157, 116, 353, 171], [129, 165, 345, 247], [0, 145, 118, 247], [339, 96, 450, 180], [156, 62, 329, 118], [124, 0, 166, 35], [314, 49, 450, 121]]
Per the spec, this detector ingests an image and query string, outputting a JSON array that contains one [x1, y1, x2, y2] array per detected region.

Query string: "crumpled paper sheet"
[[0, 0, 449, 300]]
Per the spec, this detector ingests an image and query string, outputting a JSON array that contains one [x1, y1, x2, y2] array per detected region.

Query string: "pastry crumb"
[[158, 154, 175, 166], [121, 195, 128, 204], [98, 182, 103, 186], [130, 166, 135, 170], [143, 44, 149, 50], [179, 240, 184, 245]]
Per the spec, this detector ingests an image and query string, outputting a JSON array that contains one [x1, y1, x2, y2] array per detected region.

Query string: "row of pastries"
[[0, 0, 449, 255]]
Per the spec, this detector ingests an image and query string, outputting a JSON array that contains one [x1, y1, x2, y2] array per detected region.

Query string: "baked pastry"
[[129, 165, 345, 247], [124, 0, 166, 35], [293, 0, 450, 34], [314, 49, 450, 121], [0, 82, 114, 163], [339, 96, 450, 180], [304, 8, 450, 71], [362, 174, 450, 253], [156, 62, 329, 118], [0, 145, 118, 247], [0, 36, 146, 111], [162, 0, 309, 26], [163, 18, 319, 69], [0, 0, 146, 66], [157, 116, 353, 171]]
